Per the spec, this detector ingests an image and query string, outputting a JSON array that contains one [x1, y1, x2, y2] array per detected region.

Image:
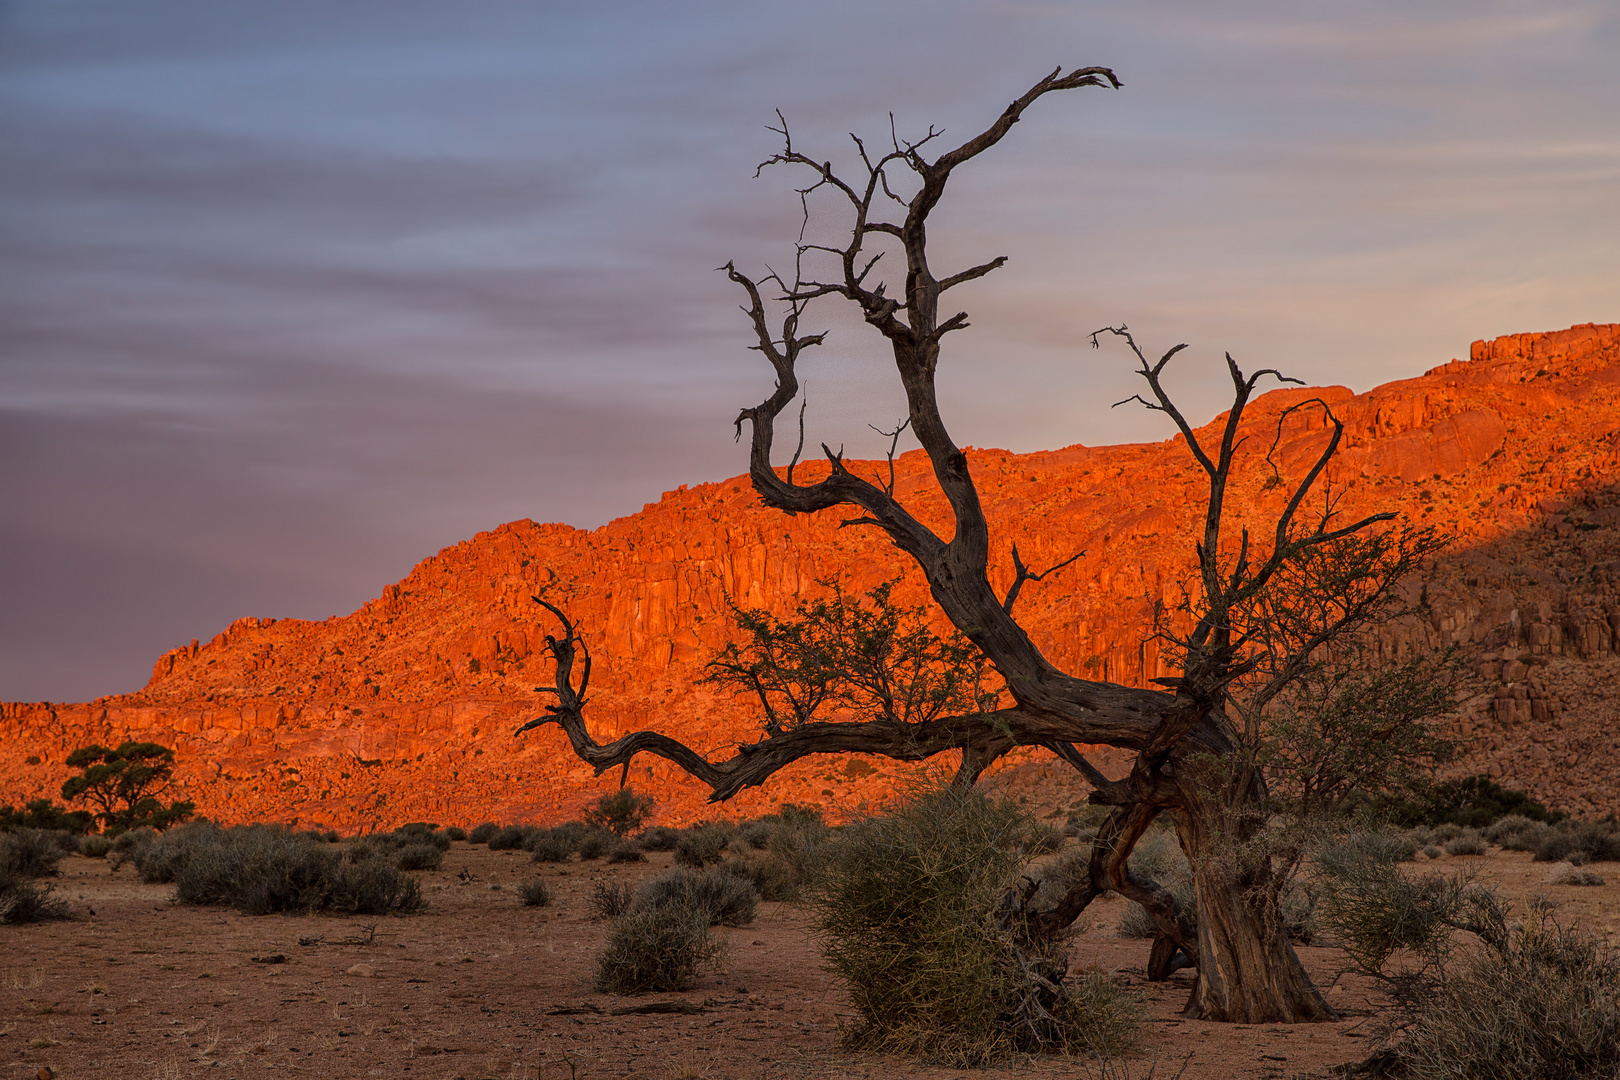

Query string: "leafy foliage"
[[60, 742, 195, 832], [0, 798, 94, 835], [125, 822, 424, 916], [1377, 774, 1564, 829], [812, 786, 1138, 1064], [704, 580, 999, 734]]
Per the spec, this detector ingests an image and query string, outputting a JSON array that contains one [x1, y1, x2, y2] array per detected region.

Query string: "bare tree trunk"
[[1174, 787, 1335, 1022]]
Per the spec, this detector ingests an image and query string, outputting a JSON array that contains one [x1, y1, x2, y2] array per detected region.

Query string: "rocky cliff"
[[4, 323, 1618, 829]]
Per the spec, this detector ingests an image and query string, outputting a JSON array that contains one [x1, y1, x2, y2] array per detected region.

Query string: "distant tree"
[[61, 742, 195, 833], [582, 786, 657, 836]]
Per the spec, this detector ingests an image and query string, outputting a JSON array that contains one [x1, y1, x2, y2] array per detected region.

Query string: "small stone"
[[345, 963, 375, 977]]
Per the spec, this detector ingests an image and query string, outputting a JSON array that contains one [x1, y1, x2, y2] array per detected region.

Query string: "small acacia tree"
[[61, 742, 195, 833], [519, 68, 1445, 1023]]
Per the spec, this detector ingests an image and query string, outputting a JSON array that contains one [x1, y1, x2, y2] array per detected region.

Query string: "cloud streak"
[[2, 0, 1616, 699]]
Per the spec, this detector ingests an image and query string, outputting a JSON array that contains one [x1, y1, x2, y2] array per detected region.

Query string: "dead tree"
[[519, 67, 1437, 1023]]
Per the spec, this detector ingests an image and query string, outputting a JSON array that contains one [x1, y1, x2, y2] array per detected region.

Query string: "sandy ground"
[[4, 842, 1616, 1080]]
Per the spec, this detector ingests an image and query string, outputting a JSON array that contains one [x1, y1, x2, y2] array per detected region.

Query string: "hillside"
[[4, 323, 1619, 830]]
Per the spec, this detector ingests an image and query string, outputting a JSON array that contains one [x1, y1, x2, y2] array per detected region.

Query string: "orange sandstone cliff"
[[4, 324, 1619, 829]]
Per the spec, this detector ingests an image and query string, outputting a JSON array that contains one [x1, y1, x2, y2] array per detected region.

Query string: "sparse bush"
[[1443, 830, 1486, 857], [638, 825, 680, 852], [595, 907, 722, 994], [1395, 911, 1620, 1079], [674, 824, 730, 867], [1423, 845, 1443, 859], [1020, 821, 1066, 857], [325, 856, 425, 915], [1547, 862, 1606, 887], [1485, 814, 1544, 848], [736, 820, 774, 850], [139, 824, 423, 916], [442, 826, 468, 842], [529, 831, 575, 863], [1533, 820, 1620, 864], [582, 787, 657, 836], [0, 866, 73, 923], [636, 867, 757, 927], [1315, 829, 1418, 881], [79, 834, 114, 858], [732, 856, 800, 901], [812, 786, 1140, 1065], [487, 824, 530, 851], [606, 841, 646, 864], [392, 842, 444, 871], [519, 879, 552, 907], [0, 828, 69, 879], [589, 880, 634, 920], [469, 821, 499, 845], [576, 827, 614, 861]]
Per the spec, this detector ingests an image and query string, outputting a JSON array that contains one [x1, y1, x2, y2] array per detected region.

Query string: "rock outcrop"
[[3, 323, 1618, 828]]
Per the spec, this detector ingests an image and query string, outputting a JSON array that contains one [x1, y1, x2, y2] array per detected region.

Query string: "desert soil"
[[4, 842, 1617, 1080]]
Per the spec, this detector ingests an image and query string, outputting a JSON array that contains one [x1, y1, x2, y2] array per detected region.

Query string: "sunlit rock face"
[[4, 324, 1618, 829]]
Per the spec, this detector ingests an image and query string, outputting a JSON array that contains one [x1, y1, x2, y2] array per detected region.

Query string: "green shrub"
[[442, 826, 468, 842], [1395, 912, 1620, 1079], [1423, 844, 1443, 860], [636, 867, 757, 927], [582, 787, 657, 836], [0, 828, 69, 879], [595, 908, 722, 994], [392, 842, 444, 871], [1443, 830, 1486, 857], [519, 879, 552, 907], [79, 834, 114, 858], [589, 880, 634, 920], [469, 821, 499, 845], [812, 786, 1139, 1065], [0, 866, 73, 923], [674, 824, 731, 867]]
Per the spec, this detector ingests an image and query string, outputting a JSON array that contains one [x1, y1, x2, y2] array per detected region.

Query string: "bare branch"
[[1002, 543, 1086, 614]]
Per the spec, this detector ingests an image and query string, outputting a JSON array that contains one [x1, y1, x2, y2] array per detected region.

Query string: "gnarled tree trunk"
[[518, 68, 1424, 1024]]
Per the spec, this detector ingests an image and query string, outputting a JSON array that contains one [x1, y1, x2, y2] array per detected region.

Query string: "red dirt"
[[5, 841, 1616, 1080]]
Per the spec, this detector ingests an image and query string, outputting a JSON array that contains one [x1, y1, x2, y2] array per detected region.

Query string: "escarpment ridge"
[[4, 323, 1620, 830]]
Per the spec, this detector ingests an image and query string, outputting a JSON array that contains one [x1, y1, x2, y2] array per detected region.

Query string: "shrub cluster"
[[1376, 774, 1563, 828], [1397, 910, 1620, 1079], [125, 822, 424, 915], [1483, 816, 1620, 864], [591, 865, 753, 994]]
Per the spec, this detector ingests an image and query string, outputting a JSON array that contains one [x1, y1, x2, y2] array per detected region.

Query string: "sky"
[[2, 1, 1617, 703]]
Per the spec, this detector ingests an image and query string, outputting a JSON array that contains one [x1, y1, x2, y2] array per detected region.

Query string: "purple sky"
[[3, 1, 1617, 703]]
